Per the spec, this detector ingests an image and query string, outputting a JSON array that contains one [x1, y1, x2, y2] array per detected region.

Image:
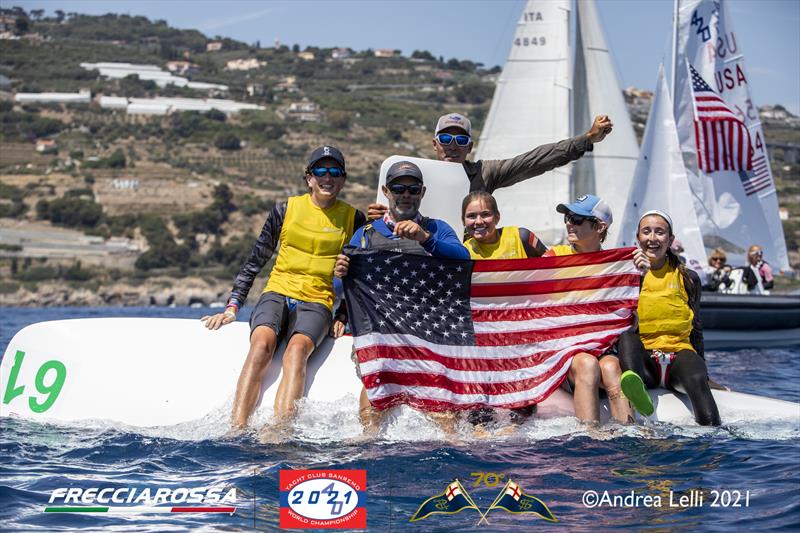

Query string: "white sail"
[[475, 0, 572, 245], [573, 0, 640, 247], [674, 0, 789, 269], [621, 64, 706, 265]]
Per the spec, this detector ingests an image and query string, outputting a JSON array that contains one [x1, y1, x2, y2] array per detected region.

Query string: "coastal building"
[[225, 58, 266, 71], [374, 49, 399, 58], [80, 62, 228, 92], [297, 51, 315, 61], [331, 48, 351, 60], [165, 61, 199, 75], [15, 89, 91, 104], [206, 41, 223, 52], [35, 139, 57, 153]]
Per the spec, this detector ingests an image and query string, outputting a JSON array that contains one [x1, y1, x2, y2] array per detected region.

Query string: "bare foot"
[[258, 421, 292, 444]]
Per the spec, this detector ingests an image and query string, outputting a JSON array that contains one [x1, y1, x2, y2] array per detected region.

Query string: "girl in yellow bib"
[[543, 195, 633, 424], [619, 211, 721, 426], [202, 146, 366, 438], [462, 191, 547, 260], [461, 192, 546, 428]]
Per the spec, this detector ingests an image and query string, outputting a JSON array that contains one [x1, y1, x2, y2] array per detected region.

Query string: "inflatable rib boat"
[[1, 318, 797, 428]]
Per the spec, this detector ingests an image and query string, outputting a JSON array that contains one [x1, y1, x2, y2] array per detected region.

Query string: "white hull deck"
[[2, 318, 797, 430]]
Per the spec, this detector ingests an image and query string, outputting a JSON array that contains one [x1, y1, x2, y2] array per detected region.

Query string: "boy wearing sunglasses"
[[333, 160, 468, 432], [202, 145, 366, 439], [368, 112, 613, 219]]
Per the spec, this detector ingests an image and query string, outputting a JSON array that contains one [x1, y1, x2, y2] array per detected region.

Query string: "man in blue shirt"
[[332, 160, 467, 433], [334, 159, 468, 278]]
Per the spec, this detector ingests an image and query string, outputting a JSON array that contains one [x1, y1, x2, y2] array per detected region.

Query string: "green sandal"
[[620, 370, 655, 417]]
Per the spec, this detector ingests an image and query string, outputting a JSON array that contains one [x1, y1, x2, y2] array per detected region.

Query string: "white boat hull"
[[1, 319, 797, 428]]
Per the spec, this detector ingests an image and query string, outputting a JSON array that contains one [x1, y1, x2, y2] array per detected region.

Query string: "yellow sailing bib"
[[265, 194, 356, 309], [547, 244, 575, 257], [638, 262, 694, 352], [465, 226, 526, 259]]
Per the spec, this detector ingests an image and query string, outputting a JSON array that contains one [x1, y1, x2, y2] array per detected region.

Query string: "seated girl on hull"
[[542, 195, 633, 425], [621, 211, 721, 426], [461, 191, 547, 426], [201, 146, 366, 439]]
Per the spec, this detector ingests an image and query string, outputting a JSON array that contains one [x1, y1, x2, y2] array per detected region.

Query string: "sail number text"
[[2, 350, 66, 413]]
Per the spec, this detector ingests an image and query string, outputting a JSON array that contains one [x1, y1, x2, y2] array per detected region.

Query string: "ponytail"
[[666, 247, 697, 303]]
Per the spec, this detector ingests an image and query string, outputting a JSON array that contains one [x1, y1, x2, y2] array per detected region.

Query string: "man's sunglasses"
[[564, 213, 596, 226], [387, 183, 423, 195], [749, 250, 763, 257], [435, 133, 471, 146], [309, 166, 345, 178]]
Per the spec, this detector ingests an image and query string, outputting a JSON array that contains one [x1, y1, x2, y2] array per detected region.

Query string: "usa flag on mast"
[[688, 62, 753, 175], [343, 248, 639, 411]]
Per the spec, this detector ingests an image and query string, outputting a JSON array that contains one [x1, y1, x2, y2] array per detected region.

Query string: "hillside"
[[0, 8, 797, 305]]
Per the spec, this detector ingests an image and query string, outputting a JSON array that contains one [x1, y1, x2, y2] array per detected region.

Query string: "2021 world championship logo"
[[279, 470, 366, 529]]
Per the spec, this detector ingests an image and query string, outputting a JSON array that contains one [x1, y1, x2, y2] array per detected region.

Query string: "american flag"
[[343, 248, 639, 411], [741, 155, 772, 196], [689, 62, 753, 174]]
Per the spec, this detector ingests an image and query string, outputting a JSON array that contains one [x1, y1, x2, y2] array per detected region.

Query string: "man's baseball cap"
[[307, 145, 345, 170], [386, 160, 423, 184], [434, 113, 472, 135], [556, 194, 613, 225]]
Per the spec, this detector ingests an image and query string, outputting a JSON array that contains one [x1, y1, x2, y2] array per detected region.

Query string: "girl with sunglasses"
[[618, 211, 721, 426], [202, 145, 366, 440], [542, 195, 634, 425]]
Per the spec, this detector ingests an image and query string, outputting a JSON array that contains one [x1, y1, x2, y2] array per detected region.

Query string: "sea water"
[[1, 306, 798, 531]]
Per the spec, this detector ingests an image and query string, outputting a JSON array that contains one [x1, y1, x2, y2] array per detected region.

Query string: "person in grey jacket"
[[368, 112, 614, 218]]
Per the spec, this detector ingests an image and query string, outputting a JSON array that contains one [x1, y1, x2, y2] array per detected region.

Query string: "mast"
[[671, 0, 679, 101]]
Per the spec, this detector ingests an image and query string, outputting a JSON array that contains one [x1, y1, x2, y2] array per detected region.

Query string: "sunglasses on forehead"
[[309, 166, 345, 178], [387, 183, 423, 195], [435, 133, 471, 146], [564, 213, 597, 226]]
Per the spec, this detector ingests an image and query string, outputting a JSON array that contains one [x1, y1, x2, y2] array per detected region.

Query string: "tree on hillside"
[[214, 133, 240, 151], [411, 50, 435, 61]]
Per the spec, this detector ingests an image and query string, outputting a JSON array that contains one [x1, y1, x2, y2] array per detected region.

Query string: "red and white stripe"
[[742, 155, 773, 195], [355, 248, 639, 411]]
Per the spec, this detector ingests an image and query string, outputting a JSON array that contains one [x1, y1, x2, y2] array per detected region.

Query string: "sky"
[[13, 0, 800, 114]]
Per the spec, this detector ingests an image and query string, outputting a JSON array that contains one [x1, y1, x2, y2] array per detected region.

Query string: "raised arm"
[[479, 115, 613, 193]]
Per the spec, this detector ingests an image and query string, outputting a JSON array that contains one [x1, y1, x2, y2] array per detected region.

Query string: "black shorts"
[[249, 291, 331, 348]]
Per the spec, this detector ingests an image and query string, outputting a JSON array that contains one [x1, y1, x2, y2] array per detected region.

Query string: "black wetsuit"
[[618, 269, 721, 426]]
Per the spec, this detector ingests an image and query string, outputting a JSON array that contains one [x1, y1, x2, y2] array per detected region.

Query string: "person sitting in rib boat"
[[541, 195, 634, 425], [741, 245, 774, 295], [201, 146, 366, 440], [620, 211, 721, 426], [703, 248, 734, 293]]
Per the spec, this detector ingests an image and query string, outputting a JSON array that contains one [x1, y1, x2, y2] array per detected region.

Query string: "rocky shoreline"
[[1, 276, 238, 307]]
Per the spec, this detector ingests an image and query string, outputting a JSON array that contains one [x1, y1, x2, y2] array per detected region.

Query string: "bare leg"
[[358, 386, 382, 435], [273, 333, 316, 420], [599, 355, 633, 423], [569, 353, 601, 423], [231, 326, 278, 428]]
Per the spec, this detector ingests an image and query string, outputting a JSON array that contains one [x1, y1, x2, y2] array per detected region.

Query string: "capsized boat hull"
[[1, 319, 797, 428]]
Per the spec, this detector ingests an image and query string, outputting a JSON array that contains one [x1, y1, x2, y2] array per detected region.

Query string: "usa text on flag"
[[688, 62, 753, 175], [343, 248, 639, 412]]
